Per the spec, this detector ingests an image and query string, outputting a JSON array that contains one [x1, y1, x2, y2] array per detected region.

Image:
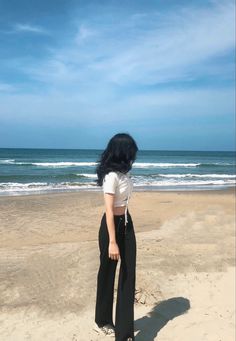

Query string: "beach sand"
[[0, 188, 235, 341]]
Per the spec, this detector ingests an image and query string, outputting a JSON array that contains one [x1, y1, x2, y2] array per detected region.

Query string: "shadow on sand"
[[134, 297, 190, 341]]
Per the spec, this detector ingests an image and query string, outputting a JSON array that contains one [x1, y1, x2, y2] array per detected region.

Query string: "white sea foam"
[[133, 162, 201, 168], [1, 160, 234, 168], [158, 173, 236, 178], [134, 179, 236, 186], [0, 181, 97, 194], [0, 161, 98, 167], [0, 177, 235, 195], [32, 162, 98, 167], [0, 182, 48, 190], [0, 159, 15, 164]]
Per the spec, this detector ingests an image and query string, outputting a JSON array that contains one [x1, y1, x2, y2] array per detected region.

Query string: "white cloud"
[[14, 23, 49, 34], [0, 0, 234, 149], [16, 0, 234, 90], [89, 1, 235, 85], [0, 0, 234, 131], [75, 24, 97, 43]]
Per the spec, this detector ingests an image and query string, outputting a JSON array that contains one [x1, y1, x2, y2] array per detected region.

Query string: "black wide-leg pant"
[[95, 210, 136, 341]]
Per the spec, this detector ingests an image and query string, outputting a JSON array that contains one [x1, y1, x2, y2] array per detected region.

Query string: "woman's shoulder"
[[106, 171, 118, 176], [104, 170, 130, 180], [103, 171, 119, 182], [103, 171, 119, 193]]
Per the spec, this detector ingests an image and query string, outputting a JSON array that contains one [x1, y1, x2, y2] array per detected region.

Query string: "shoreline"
[[0, 185, 235, 199]]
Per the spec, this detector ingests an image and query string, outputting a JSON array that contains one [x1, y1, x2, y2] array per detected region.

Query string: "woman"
[[94, 133, 139, 341]]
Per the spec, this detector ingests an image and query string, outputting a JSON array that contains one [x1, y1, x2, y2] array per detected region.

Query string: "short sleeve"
[[103, 172, 118, 194]]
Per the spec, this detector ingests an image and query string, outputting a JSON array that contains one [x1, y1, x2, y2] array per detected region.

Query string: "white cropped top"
[[103, 170, 133, 225]]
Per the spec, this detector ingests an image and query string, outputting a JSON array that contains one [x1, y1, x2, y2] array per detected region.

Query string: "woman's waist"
[[113, 205, 127, 215], [103, 208, 130, 218]]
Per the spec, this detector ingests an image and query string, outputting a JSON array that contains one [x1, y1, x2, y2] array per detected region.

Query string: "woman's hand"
[[108, 241, 120, 261]]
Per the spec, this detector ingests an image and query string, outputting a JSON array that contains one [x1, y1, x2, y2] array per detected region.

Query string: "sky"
[[0, 0, 235, 151]]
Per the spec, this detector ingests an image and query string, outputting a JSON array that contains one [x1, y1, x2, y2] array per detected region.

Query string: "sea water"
[[0, 148, 235, 196]]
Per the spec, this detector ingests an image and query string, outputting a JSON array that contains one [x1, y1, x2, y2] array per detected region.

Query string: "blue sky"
[[0, 0, 235, 151]]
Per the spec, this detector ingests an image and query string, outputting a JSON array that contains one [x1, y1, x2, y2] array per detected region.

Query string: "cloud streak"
[[13, 23, 49, 34], [17, 0, 234, 90]]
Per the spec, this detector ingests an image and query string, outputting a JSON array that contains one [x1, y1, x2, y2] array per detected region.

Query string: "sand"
[[0, 188, 235, 341]]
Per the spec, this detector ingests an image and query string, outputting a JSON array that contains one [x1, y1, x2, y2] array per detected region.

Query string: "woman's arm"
[[104, 193, 120, 261]]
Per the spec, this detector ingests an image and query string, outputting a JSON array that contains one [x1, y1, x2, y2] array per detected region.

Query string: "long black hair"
[[95, 133, 139, 186]]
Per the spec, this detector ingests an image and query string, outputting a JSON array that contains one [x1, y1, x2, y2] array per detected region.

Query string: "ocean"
[[0, 148, 235, 196]]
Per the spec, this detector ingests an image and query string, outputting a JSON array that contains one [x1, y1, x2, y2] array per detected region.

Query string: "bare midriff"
[[113, 206, 126, 215]]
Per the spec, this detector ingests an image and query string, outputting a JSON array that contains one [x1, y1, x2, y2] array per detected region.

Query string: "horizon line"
[[0, 147, 235, 153]]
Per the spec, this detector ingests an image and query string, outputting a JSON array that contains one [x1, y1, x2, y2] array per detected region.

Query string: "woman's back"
[[103, 170, 133, 221]]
